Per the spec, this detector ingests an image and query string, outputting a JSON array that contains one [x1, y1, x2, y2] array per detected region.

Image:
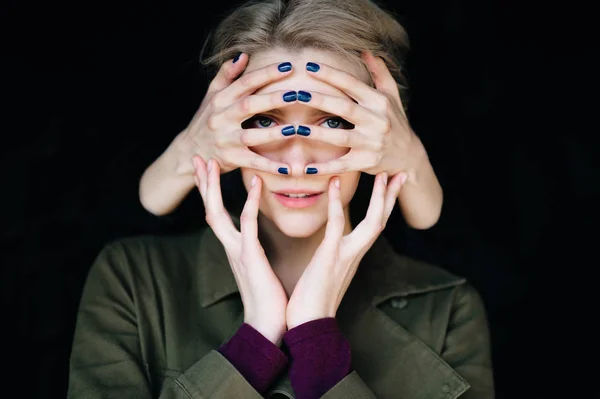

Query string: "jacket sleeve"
[[67, 242, 264, 399], [440, 284, 495, 398]]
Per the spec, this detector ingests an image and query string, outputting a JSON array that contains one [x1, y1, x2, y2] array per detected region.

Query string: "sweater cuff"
[[218, 323, 289, 394], [283, 318, 353, 399]]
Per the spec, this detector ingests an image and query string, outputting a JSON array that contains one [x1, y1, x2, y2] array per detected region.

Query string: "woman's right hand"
[[175, 53, 297, 175], [193, 155, 288, 345]]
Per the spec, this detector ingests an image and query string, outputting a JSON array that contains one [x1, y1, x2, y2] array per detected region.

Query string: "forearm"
[[139, 131, 196, 216], [397, 138, 444, 229]]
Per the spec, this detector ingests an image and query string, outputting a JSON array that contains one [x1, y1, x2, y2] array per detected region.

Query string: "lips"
[[272, 189, 325, 209]]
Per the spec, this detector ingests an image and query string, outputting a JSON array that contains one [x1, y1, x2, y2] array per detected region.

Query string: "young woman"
[[68, 1, 493, 398]]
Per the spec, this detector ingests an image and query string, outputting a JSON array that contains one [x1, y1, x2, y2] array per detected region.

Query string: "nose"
[[280, 136, 315, 178]]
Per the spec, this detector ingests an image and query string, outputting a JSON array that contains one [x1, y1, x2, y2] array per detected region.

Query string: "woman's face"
[[239, 48, 367, 238]]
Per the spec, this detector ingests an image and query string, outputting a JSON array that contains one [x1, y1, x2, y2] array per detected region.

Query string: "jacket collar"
[[195, 219, 465, 308]]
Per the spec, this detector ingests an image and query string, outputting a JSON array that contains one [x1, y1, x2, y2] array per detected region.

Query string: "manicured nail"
[[251, 175, 257, 186], [192, 157, 198, 170], [334, 177, 340, 188], [207, 159, 213, 173], [306, 62, 320, 72], [297, 90, 312, 102], [278, 62, 292, 72], [306, 167, 318, 175], [383, 173, 388, 185], [297, 125, 311, 136], [233, 53, 241, 63], [281, 125, 296, 136], [278, 167, 289, 175], [283, 91, 297, 102]]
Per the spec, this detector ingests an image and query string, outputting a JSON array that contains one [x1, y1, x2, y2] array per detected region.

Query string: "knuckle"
[[381, 116, 392, 133], [339, 131, 351, 146], [240, 212, 252, 225], [239, 73, 254, 88], [380, 95, 392, 112], [206, 114, 219, 131], [239, 97, 252, 114], [341, 99, 354, 117], [210, 93, 224, 109], [239, 130, 251, 145]]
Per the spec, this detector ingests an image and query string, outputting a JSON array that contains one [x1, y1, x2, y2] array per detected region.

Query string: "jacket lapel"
[[336, 235, 470, 399]]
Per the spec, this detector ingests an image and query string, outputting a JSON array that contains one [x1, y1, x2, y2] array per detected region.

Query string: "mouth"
[[273, 189, 324, 208]]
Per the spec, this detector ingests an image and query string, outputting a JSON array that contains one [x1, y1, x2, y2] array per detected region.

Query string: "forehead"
[[244, 48, 368, 97]]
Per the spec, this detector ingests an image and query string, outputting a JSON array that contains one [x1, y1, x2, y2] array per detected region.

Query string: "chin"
[[270, 212, 326, 238]]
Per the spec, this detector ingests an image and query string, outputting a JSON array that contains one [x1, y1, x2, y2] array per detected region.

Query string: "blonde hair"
[[201, 0, 411, 106]]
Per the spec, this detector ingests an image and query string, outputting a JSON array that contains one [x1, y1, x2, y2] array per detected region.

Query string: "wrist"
[[400, 135, 429, 186], [171, 129, 197, 176]]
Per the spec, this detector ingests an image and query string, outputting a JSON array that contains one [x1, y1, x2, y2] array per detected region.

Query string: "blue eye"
[[321, 117, 353, 129], [253, 116, 275, 128]]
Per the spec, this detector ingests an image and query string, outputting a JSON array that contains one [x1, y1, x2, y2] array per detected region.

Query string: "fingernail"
[[278, 62, 292, 72], [306, 62, 320, 72], [233, 53, 241, 63], [192, 157, 198, 170], [334, 177, 340, 188], [251, 175, 257, 186], [297, 125, 311, 136], [207, 159, 213, 173], [306, 167, 318, 175], [278, 167, 289, 175], [297, 90, 312, 102], [283, 91, 297, 102], [281, 125, 296, 136], [383, 173, 388, 186]]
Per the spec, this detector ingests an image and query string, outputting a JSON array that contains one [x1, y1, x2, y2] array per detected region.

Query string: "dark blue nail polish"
[[298, 90, 312, 102], [281, 125, 295, 136], [306, 62, 320, 72], [278, 167, 289, 175], [233, 53, 241, 63], [297, 125, 311, 136], [283, 91, 297, 102], [306, 167, 318, 175], [278, 62, 292, 72]]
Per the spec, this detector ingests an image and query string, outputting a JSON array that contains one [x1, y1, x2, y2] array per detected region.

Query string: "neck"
[[258, 207, 353, 297]]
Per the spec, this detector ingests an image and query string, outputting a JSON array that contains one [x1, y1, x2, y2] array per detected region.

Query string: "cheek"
[[339, 172, 361, 204]]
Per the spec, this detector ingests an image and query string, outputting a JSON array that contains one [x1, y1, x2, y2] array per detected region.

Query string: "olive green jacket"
[[68, 225, 494, 399]]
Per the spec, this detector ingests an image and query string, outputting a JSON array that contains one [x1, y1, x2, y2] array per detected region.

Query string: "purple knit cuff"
[[218, 323, 289, 394], [283, 318, 352, 399]]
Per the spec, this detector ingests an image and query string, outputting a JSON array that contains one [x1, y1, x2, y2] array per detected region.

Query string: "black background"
[[3, 0, 594, 398]]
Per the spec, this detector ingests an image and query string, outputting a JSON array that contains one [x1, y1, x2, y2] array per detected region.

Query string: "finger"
[[361, 51, 401, 100], [192, 156, 209, 201], [205, 159, 238, 246], [352, 173, 387, 243], [383, 172, 406, 219], [232, 148, 292, 176], [299, 91, 387, 129], [304, 61, 380, 104], [324, 177, 345, 243], [206, 53, 249, 95], [304, 152, 369, 176], [230, 125, 296, 147], [240, 174, 262, 249], [214, 90, 298, 125], [217, 61, 293, 105], [294, 124, 377, 150]]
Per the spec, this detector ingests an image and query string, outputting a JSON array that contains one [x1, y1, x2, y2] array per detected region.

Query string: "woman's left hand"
[[298, 52, 426, 178], [285, 172, 405, 329]]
